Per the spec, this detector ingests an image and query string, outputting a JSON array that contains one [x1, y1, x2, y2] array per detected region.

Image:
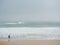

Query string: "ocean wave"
[[5, 23, 17, 24], [0, 22, 60, 27], [5, 22, 24, 24], [0, 27, 60, 36]]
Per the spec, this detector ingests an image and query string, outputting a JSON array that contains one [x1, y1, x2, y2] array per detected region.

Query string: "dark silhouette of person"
[[8, 35, 10, 41], [8, 35, 10, 39]]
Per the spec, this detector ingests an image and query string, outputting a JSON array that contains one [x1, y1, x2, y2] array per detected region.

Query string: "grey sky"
[[0, 0, 60, 22]]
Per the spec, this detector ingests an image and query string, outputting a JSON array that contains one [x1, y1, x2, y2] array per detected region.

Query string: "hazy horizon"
[[0, 0, 60, 22]]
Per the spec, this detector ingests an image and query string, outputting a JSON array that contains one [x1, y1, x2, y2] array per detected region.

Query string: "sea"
[[0, 22, 60, 40]]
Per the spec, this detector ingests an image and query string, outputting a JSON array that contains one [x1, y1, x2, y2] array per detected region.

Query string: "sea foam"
[[0, 27, 60, 40]]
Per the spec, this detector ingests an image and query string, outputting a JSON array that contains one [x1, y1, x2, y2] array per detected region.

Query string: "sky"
[[0, 0, 60, 22]]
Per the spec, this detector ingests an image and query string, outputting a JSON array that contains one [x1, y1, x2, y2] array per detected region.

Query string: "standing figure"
[[8, 35, 10, 42]]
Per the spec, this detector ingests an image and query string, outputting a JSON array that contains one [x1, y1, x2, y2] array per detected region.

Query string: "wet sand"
[[0, 41, 12, 45], [0, 40, 60, 45]]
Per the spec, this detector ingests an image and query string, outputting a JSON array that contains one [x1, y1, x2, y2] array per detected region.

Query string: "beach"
[[0, 40, 60, 45], [0, 26, 60, 45]]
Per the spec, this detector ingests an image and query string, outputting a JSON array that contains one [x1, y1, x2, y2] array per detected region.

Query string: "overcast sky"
[[0, 0, 60, 22]]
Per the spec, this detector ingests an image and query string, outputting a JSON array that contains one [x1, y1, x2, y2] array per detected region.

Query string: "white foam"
[[5, 23, 17, 24], [0, 27, 60, 40]]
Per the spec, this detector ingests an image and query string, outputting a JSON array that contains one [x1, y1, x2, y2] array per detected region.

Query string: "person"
[[8, 35, 10, 41]]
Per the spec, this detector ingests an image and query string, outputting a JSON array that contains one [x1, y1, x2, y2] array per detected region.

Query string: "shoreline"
[[0, 40, 60, 45]]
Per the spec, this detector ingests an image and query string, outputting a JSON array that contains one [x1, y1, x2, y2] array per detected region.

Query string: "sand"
[[0, 40, 60, 45], [0, 41, 11, 45]]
